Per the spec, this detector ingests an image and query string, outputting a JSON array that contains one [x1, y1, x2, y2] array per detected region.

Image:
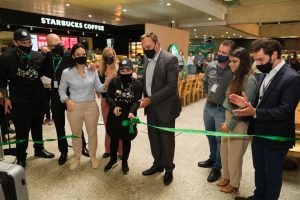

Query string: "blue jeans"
[[252, 140, 288, 200], [187, 64, 194, 74], [203, 102, 225, 169]]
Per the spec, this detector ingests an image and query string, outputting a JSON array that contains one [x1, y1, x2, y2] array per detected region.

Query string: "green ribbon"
[[0, 135, 79, 147], [122, 117, 300, 142], [19, 53, 32, 59]]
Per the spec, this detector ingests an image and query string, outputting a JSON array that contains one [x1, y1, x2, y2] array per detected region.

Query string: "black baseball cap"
[[119, 58, 133, 70], [14, 28, 32, 41]]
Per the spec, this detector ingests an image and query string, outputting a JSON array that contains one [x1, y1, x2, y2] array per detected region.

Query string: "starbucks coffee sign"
[[41, 17, 104, 31]]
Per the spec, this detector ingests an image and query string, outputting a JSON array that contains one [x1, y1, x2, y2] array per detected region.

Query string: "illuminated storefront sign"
[[41, 17, 105, 31]]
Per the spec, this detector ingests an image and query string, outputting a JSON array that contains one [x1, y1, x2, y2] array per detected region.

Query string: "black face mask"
[[52, 44, 65, 57], [256, 57, 274, 73], [144, 44, 156, 59], [120, 73, 132, 84], [41, 52, 46, 56], [217, 54, 229, 63], [74, 56, 87, 65], [104, 55, 114, 65], [18, 45, 32, 55]]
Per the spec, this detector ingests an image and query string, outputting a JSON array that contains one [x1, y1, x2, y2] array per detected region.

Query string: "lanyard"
[[52, 57, 62, 80], [121, 82, 132, 90]]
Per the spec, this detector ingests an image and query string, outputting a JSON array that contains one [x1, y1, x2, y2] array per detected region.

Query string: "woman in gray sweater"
[[217, 47, 258, 193]]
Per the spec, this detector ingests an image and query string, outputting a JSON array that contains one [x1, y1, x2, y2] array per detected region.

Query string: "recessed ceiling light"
[[123, 9, 127, 12], [239, 35, 242, 37], [194, 29, 197, 31], [233, 33, 236, 36], [167, 2, 171, 6], [102, 21, 106, 24], [221, 35, 224, 37], [226, 32, 229, 34], [171, 20, 175, 23], [212, 36, 215, 38], [66, 3, 70, 7], [195, 36, 198, 38], [208, 17, 212, 20], [88, 14, 92, 18], [204, 34, 206, 37], [228, 36, 231, 38]]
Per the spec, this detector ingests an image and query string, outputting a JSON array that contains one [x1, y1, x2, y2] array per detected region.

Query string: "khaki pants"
[[67, 101, 99, 159], [221, 111, 250, 187]]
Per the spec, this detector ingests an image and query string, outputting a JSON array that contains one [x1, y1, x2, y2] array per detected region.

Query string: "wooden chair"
[[179, 79, 193, 106], [191, 79, 200, 102]]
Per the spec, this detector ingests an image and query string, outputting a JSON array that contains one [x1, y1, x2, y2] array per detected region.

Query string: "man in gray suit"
[[139, 32, 181, 186]]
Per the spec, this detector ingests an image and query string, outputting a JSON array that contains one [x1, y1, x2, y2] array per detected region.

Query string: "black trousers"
[[252, 139, 288, 200], [147, 105, 175, 172], [50, 90, 87, 154], [43, 88, 51, 119], [110, 137, 131, 163], [11, 103, 44, 161], [0, 104, 9, 142]]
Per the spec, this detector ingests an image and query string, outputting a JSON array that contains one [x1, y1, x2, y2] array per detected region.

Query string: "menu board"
[[70, 37, 78, 48], [37, 35, 47, 49], [30, 34, 38, 51], [61, 37, 70, 49]]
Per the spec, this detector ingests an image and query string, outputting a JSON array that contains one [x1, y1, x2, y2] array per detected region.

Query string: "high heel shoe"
[[220, 184, 239, 193], [217, 179, 230, 187]]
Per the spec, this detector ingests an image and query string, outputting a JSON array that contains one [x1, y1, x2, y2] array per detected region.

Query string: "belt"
[[207, 101, 223, 107]]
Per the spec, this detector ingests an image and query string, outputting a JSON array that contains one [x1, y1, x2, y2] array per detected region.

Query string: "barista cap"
[[14, 28, 32, 41], [119, 58, 133, 70]]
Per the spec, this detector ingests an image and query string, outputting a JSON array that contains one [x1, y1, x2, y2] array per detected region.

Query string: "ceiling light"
[[171, 20, 175, 23], [167, 2, 171, 6], [194, 29, 197, 31], [226, 32, 229, 34], [88, 14, 92, 18], [208, 17, 212, 20], [195, 36, 198, 38], [204, 34, 206, 37], [228, 36, 231, 38], [221, 35, 224, 37], [123, 9, 127, 12], [233, 33, 236, 36], [66, 3, 70, 7], [102, 21, 106, 24], [212, 36, 215, 38], [239, 35, 242, 38]]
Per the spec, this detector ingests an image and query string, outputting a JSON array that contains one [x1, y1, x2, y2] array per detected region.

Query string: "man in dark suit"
[[229, 38, 300, 200], [139, 32, 181, 186]]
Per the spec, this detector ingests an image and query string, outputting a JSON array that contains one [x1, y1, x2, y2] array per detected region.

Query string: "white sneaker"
[[69, 159, 80, 171], [90, 157, 99, 169]]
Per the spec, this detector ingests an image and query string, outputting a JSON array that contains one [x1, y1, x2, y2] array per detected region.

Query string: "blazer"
[[248, 64, 300, 149], [143, 50, 181, 123]]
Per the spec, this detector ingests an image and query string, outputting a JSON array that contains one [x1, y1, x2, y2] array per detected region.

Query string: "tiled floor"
[[6, 98, 300, 200]]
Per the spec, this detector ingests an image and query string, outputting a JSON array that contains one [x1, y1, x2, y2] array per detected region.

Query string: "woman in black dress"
[[104, 58, 143, 174]]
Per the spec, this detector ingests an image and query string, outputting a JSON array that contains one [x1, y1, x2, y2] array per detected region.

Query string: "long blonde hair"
[[99, 47, 117, 77]]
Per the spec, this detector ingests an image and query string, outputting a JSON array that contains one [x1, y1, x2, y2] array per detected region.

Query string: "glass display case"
[[128, 42, 143, 59]]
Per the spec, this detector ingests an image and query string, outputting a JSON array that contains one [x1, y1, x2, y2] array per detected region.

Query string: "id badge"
[[53, 81, 58, 88], [210, 84, 218, 92]]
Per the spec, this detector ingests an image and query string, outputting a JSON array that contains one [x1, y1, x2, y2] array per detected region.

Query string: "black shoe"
[[235, 196, 254, 200], [122, 162, 129, 174], [198, 159, 214, 168], [104, 160, 117, 172], [16, 160, 26, 168], [142, 166, 164, 176], [58, 153, 68, 165], [82, 146, 89, 157], [102, 153, 111, 158], [207, 168, 221, 183], [163, 172, 173, 186], [34, 149, 55, 158]]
